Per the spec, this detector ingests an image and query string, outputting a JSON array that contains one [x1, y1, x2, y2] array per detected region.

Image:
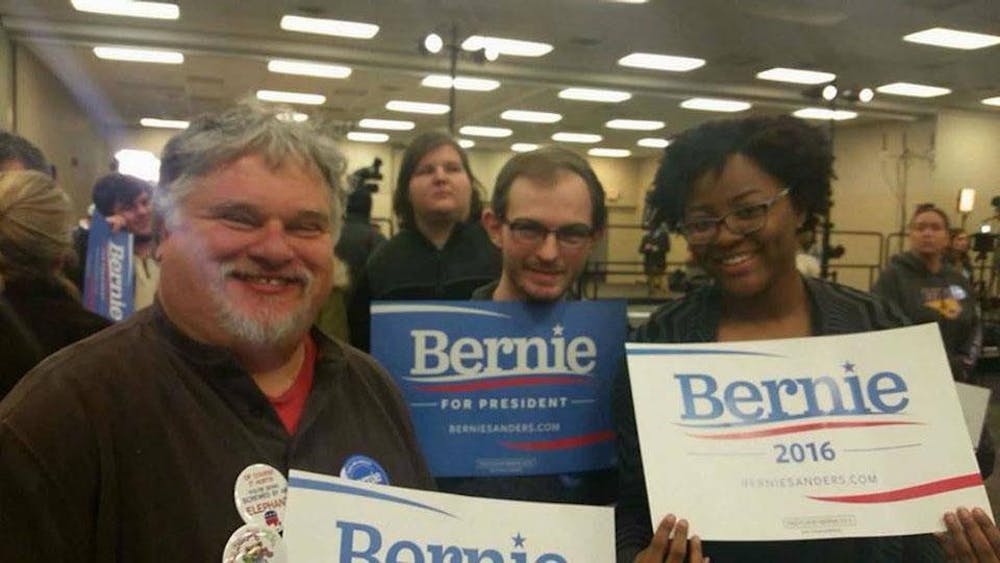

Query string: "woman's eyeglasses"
[[679, 188, 790, 244]]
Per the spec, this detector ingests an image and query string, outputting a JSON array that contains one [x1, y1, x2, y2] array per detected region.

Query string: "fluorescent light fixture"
[[552, 132, 602, 144], [876, 82, 951, 98], [358, 118, 414, 131], [981, 224, 992, 234], [637, 138, 670, 148], [423, 33, 443, 54], [756, 67, 836, 85], [114, 149, 160, 182], [386, 100, 450, 114], [140, 118, 189, 129], [267, 59, 351, 79], [93, 46, 183, 64], [558, 88, 632, 103], [346, 131, 389, 143], [421, 75, 501, 92], [460, 35, 552, 57], [279, 15, 378, 39], [793, 108, 858, 121], [588, 148, 631, 158], [958, 188, 976, 213], [617, 52, 705, 72], [501, 110, 562, 123], [606, 119, 665, 131], [459, 125, 513, 138], [256, 90, 326, 105], [680, 97, 752, 112], [72, 1, 178, 19], [511, 143, 539, 153], [981, 96, 1000, 107], [903, 27, 1000, 50], [276, 111, 308, 123], [458, 139, 475, 149]]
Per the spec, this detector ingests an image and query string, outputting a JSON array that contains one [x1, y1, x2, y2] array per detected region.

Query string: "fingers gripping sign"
[[634, 514, 707, 563], [937, 507, 1000, 563]]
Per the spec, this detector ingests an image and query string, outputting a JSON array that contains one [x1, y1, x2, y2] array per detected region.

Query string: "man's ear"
[[481, 208, 503, 248]]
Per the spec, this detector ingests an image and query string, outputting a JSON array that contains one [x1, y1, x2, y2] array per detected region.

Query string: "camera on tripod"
[[349, 157, 383, 194]]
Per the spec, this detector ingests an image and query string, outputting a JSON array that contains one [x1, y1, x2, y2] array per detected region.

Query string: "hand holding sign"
[[938, 507, 1000, 563], [633, 514, 705, 563]]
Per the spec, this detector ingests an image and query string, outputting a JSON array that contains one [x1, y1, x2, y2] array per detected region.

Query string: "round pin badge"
[[340, 454, 390, 485], [234, 464, 288, 534], [222, 524, 286, 563], [950, 284, 968, 300]]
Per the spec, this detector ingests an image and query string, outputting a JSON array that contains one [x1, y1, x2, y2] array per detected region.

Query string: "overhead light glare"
[[606, 119, 665, 131], [552, 132, 602, 144], [276, 111, 308, 123], [756, 67, 836, 85], [114, 149, 160, 182], [279, 15, 379, 39], [793, 108, 858, 121], [457, 139, 475, 149], [511, 143, 539, 153], [358, 118, 415, 131], [386, 100, 450, 115], [93, 46, 183, 64], [459, 125, 513, 138], [857, 88, 875, 103], [637, 138, 670, 148], [680, 98, 752, 112], [423, 33, 444, 54], [558, 88, 631, 103], [346, 131, 389, 143], [982, 96, 1000, 107], [876, 82, 951, 98], [267, 59, 351, 79], [256, 90, 326, 105], [421, 75, 501, 92], [588, 148, 631, 158], [958, 188, 976, 213], [501, 110, 562, 123], [71, 1, 178, 19], [617, 52, 705, 72], [140, 118, 189, 129], [460, 35, 552, 57], [903, 27, 1000, 50]]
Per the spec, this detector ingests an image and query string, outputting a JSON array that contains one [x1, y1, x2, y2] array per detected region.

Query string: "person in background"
[[0, 170, 110, 397], [615, 115, 945, 562], [639, 222, 671, 294], [348, 131, 501, 351], [0, 101, 433, 561], [947, 228, 974, 281], [0, 131, 51, 175], [795, 215, 822, 277]]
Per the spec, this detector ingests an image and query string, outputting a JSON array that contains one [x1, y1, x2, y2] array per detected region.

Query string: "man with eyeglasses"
[[431, 147, 617, 506]]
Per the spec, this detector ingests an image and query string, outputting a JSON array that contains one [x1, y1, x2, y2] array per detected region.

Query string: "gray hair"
[[155, 100, 347, 242]]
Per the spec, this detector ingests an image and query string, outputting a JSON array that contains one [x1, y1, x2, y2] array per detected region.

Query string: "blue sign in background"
[[83, 212, 134, 322], [371, 300, 626, 477]]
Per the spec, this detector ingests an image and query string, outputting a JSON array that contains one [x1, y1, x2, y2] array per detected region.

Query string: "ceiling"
[[1, 0, 998, 155]]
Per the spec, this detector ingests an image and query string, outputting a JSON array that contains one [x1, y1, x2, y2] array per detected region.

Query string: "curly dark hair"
[[392, 131, 484, 230], [652, 115, 834, 230], [0, 131, 50, 175], [92, 173, 152, 217]]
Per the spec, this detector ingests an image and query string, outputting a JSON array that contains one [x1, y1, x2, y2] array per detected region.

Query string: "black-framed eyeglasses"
[[504, 218, 595, 248], [679, 188, 790, 244]]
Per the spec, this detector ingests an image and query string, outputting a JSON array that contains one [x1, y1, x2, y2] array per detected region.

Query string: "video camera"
[[349, 157, 383, 194]]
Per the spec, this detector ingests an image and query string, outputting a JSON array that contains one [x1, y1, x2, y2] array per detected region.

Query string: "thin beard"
[[211, 262, 315, 344]]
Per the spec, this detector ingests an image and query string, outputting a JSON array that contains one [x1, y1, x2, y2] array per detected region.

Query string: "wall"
[[935, 110, 1000, 231], [0, 26, 12, 130]]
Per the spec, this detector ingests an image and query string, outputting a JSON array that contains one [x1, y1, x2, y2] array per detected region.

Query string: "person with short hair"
[[0, 101, 433, 561], [0, 131, 51, 175]]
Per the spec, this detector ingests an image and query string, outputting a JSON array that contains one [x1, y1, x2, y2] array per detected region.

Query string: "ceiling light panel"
[[606, 119, 665, 131], [756, 67, 836, 85], [459, 126, 513, 138], [386, 100, 450, 114], [637, 138, 670, 148], [501, 110, 562, 123], [793, 108, 858, 121], [460, 35, 553, 57], [511, 143, 539, 153], [458, 139, 475, 148], [421, 75, 501, 91], [276, 112, 309, 123], [552, 132, 602, 143], [617, 52, 705, 72], [982, 97, 1000, 107], [347, 131, 389, 143], [903, 27, 1000, 50], [72, 1, 179, 19], [256, 90, 326, 105], [588, 148, 631, 158], [558, 88, 632, 103], [875, 82, 951, 98], [267, 59, 352, 79], [93, 46, 183, 64], [279, 15, 379, 39], [680, 98, 752, 112], [140, 118, 189, 129], [358, 118, 415, 131]]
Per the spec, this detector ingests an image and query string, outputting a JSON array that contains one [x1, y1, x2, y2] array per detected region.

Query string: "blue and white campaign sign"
[[83, 213, 134, 322], [371, 300, 626, 477], [284, 469, 613, 562], [626, 324, 990, 541]]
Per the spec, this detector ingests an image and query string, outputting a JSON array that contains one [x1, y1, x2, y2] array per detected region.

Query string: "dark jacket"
[[615, 277, 942, 563]]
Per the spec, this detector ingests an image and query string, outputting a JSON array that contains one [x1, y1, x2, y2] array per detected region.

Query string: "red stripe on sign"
[[416, 376, 584, 392], [807, 473, 983, 504], [500, 431, 616, 451], [688, 420, 921, 440]]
